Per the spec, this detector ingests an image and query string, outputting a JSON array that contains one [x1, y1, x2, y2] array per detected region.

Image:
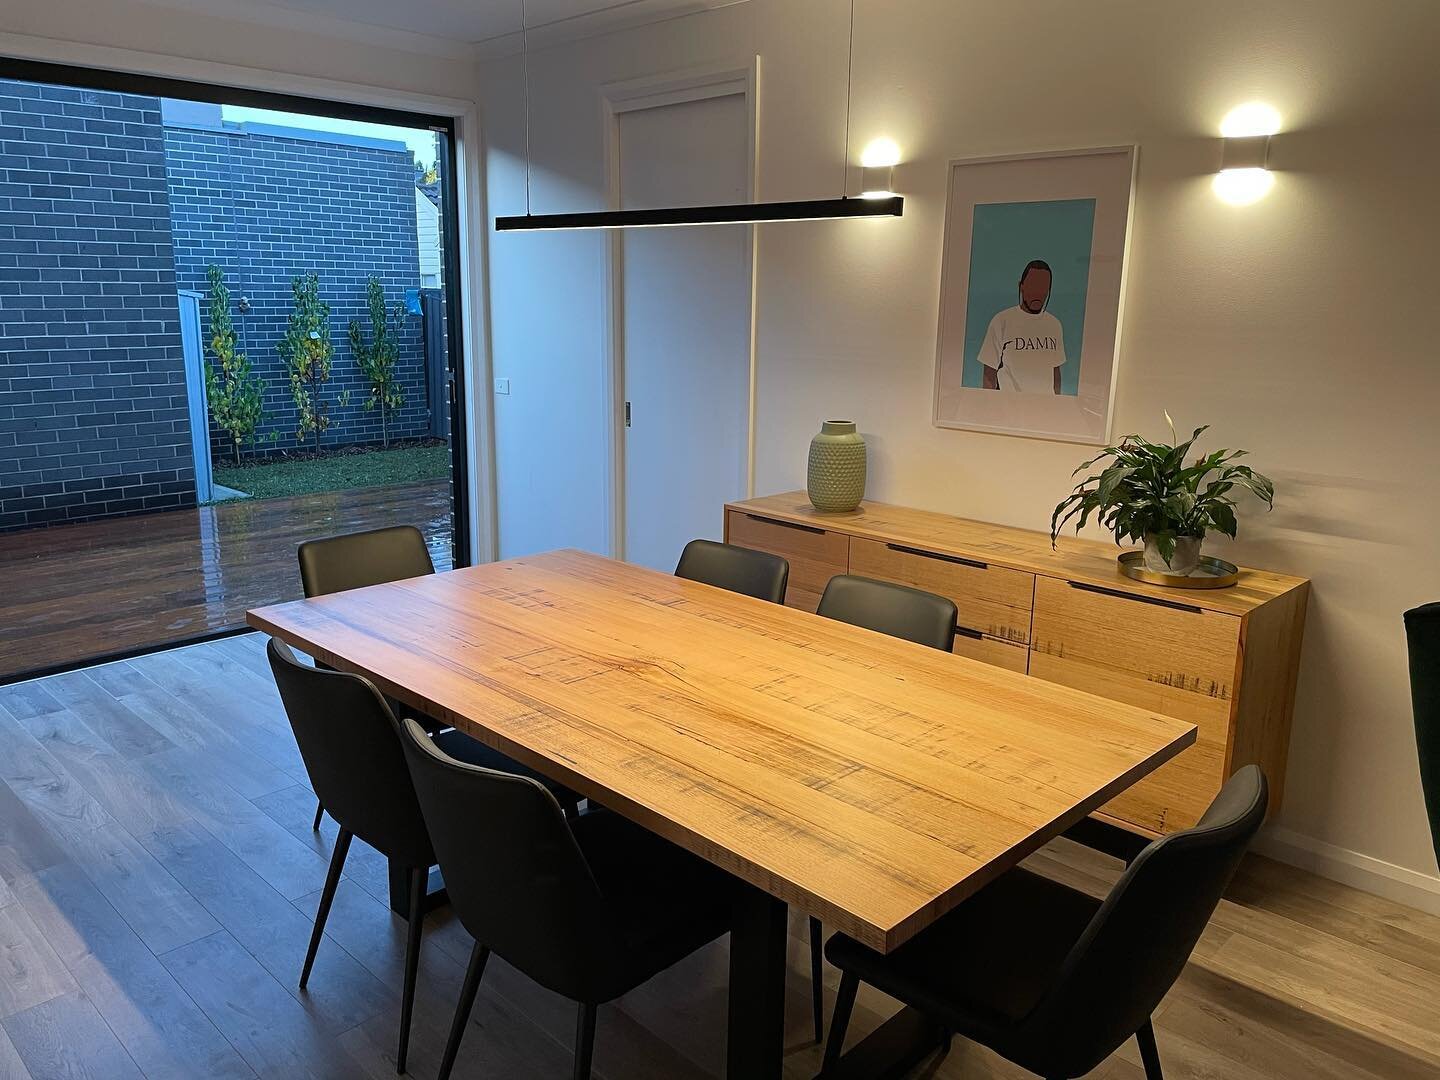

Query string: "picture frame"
[[931, 145, 1137, 444]]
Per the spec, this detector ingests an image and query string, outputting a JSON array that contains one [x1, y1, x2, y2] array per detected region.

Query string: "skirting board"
[[1255, 825, 1440, 917]]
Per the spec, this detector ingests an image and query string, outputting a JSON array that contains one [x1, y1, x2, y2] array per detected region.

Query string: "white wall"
[[479, 0, 1440, 901]]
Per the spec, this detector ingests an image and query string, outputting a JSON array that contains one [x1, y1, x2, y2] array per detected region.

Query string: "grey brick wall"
[[0, 79, 195, 532], [164, 125, 428, 458]]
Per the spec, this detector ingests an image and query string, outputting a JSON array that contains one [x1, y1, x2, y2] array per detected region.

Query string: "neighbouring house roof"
[[158, 99, 410, 155]]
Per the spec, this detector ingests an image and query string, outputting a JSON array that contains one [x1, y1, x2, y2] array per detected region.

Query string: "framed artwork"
[[932, 146, 1136, 444]]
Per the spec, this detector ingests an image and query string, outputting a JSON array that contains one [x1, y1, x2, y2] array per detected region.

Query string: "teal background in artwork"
[[960, 198, 1096, 395]]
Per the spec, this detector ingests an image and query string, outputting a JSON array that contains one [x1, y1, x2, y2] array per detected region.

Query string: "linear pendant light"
[[495, 0, 902, 232]]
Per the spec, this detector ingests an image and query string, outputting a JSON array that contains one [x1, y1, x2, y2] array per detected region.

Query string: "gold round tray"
[[1117, 551, 1240, 589]]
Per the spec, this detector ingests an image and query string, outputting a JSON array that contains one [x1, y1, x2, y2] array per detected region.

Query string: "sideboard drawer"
[[1029, 575, 1240, 832], [725, 509, 849, 613], [952, 629, 1029, 673], [849, 537, 1034, 644]]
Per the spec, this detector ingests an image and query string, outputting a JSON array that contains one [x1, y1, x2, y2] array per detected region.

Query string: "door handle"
[[1066, 580, 1203, 615], [886, 543, 988, 570]]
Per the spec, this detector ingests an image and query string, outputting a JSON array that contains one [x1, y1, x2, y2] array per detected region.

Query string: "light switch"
[[494, 378, 511, 395]]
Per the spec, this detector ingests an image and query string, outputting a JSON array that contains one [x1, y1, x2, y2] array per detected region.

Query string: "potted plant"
[[1050, 413, 1275, 576]]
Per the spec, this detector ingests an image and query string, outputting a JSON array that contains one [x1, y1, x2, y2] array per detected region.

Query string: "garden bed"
[[213, 441, 449, 500]]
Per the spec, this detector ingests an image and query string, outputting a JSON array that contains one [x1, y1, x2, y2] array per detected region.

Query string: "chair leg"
[[1136, 1018, 1164, 1080], [573, 1002, 598, 1080], [396, 867, 427, 1074], [822, 970, 859, 1071], [300, 828, 351, 989], [312, 800, 324, 831], [809, 915, 825, 1043], [437, 941, 490, 1080]]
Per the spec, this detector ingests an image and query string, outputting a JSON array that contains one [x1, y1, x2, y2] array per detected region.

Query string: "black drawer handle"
[[744, 513, 824, 535], [886, 543, 988, 571], [954, 624, 985, 641], [1067, 580, 1203, 615]]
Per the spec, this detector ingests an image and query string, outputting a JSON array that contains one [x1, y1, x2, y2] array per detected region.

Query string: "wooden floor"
[[0, 635, 1437, 1080], [0, 481, 453, 684]]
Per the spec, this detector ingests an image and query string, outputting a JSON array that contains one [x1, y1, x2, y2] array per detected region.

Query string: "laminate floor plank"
[[0, 900, 77, 1020], [14, 863, 254, 1080], [1, 991, 144, 1080], [124, 650, 310, 786], [60, 822, 220, 956], [142, 821, 391, 1036], [96, 667, 300, 801], [159, 930, 359, 1080], [10, 708, 192, 840], [0, 781, 67, 889], [138, 749, 330, 902], [0, 714, 114, 851], [0, 1024, 32, 1080], [251, 785, 390, 905], [38, 673, 172, 760]]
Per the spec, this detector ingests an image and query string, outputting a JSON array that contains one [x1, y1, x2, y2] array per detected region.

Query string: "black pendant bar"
[[495, 195, 902, 231]]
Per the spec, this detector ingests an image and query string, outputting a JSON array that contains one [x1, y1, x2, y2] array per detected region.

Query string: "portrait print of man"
[[979, 259, 1067, 393]]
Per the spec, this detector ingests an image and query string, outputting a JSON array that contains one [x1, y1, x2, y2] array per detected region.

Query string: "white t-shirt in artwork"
[[979, 306, 1067, 392]]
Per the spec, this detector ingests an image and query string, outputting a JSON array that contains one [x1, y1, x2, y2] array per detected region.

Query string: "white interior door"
[[618, 92, 751, 571]]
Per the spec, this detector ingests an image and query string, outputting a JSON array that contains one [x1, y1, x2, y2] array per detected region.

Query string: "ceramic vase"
[[807, 420, 866, 512]]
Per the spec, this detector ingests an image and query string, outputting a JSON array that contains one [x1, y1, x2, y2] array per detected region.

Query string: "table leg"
[[388, 859, 449, 919], [727, 885, 788, 1080]]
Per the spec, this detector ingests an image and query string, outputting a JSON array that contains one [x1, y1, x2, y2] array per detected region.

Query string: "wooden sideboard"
[[724, 492, 1310, 838]]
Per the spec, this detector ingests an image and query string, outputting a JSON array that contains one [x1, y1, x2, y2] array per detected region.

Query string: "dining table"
[[248, 547, 1196, 1079]]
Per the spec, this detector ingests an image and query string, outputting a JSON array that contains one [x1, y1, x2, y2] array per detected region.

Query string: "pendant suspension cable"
[[840, 0, 855, 197], [521, 0, 532, 216]]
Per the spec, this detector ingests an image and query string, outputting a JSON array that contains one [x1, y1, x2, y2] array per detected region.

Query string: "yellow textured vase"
[[807, 420, 867, 512]]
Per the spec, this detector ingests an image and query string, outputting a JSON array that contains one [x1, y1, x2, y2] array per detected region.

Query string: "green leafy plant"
[[277, 272, 346, 452], [1050, 412, 1275, 566], [348, 276, 406, 448], [202, 264, 266, 466]]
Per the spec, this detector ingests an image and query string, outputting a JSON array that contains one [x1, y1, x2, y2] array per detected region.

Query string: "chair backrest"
[[674, 539, 789, 604], [1023, 765, 1268, 1076], [395, 718, 613, 1001], [298, 524, 434, 598], [1405, 602, 1440, 865], [266, 638, 434, 869], [817, 574, 958, 652]]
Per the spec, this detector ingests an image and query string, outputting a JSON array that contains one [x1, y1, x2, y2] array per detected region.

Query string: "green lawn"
[[213, 444, 450, 500]]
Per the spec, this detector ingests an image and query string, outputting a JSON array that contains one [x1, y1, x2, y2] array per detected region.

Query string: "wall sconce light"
[[1213, 102, 1280, 206], [860, 137, 901, 199]]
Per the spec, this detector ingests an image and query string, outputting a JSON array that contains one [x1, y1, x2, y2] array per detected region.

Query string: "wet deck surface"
[[0, 480, 453, 683]]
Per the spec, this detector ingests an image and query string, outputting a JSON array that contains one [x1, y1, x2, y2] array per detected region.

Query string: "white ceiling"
[[169, 0, 735, 47]]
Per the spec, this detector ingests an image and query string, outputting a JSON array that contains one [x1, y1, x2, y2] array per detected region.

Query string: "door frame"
[[599, 57, 761, 559]]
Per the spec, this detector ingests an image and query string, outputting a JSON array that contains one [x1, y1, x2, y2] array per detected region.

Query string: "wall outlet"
[[494, 378, 511, 395]]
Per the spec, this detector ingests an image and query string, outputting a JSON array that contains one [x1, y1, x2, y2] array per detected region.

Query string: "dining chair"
[[816, 574, 959, 652], [296, 525, 576, 829], [804, 573, 959, 1040], [820, 765, 1268, 1080], [674, 538, 789, 603], [266, 636, 437, 1075], [1405, 602, 1440, 864], [395, 716, 738, 1080]]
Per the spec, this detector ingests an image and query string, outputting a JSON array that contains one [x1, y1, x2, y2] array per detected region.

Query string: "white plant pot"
[[1143, 533, 1203, 575]]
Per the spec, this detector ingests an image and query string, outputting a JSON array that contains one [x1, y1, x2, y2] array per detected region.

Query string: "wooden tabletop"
[[247, 549, 1195, 953]]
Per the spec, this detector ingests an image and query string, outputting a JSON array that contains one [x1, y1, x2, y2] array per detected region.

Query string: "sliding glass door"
[[0, 59, 468, 682]]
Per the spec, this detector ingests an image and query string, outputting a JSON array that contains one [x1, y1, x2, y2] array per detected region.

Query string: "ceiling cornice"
[[471, 0, 750, 59]]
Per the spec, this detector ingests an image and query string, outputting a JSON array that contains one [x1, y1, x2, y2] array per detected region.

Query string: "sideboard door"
[[1029, 576, 1240, 833]]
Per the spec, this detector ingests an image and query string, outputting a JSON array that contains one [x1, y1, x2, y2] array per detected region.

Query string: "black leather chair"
[[816, 574, 959, 652], [821, 765, 1268, 1080], [674, 538, 789, 603], [803, 573, 958, 1040], [1405, 603, 1440, 864], [266, 637, 438, 1074], [395, 717, 738, 1080], [296, 525, 575, 830]]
